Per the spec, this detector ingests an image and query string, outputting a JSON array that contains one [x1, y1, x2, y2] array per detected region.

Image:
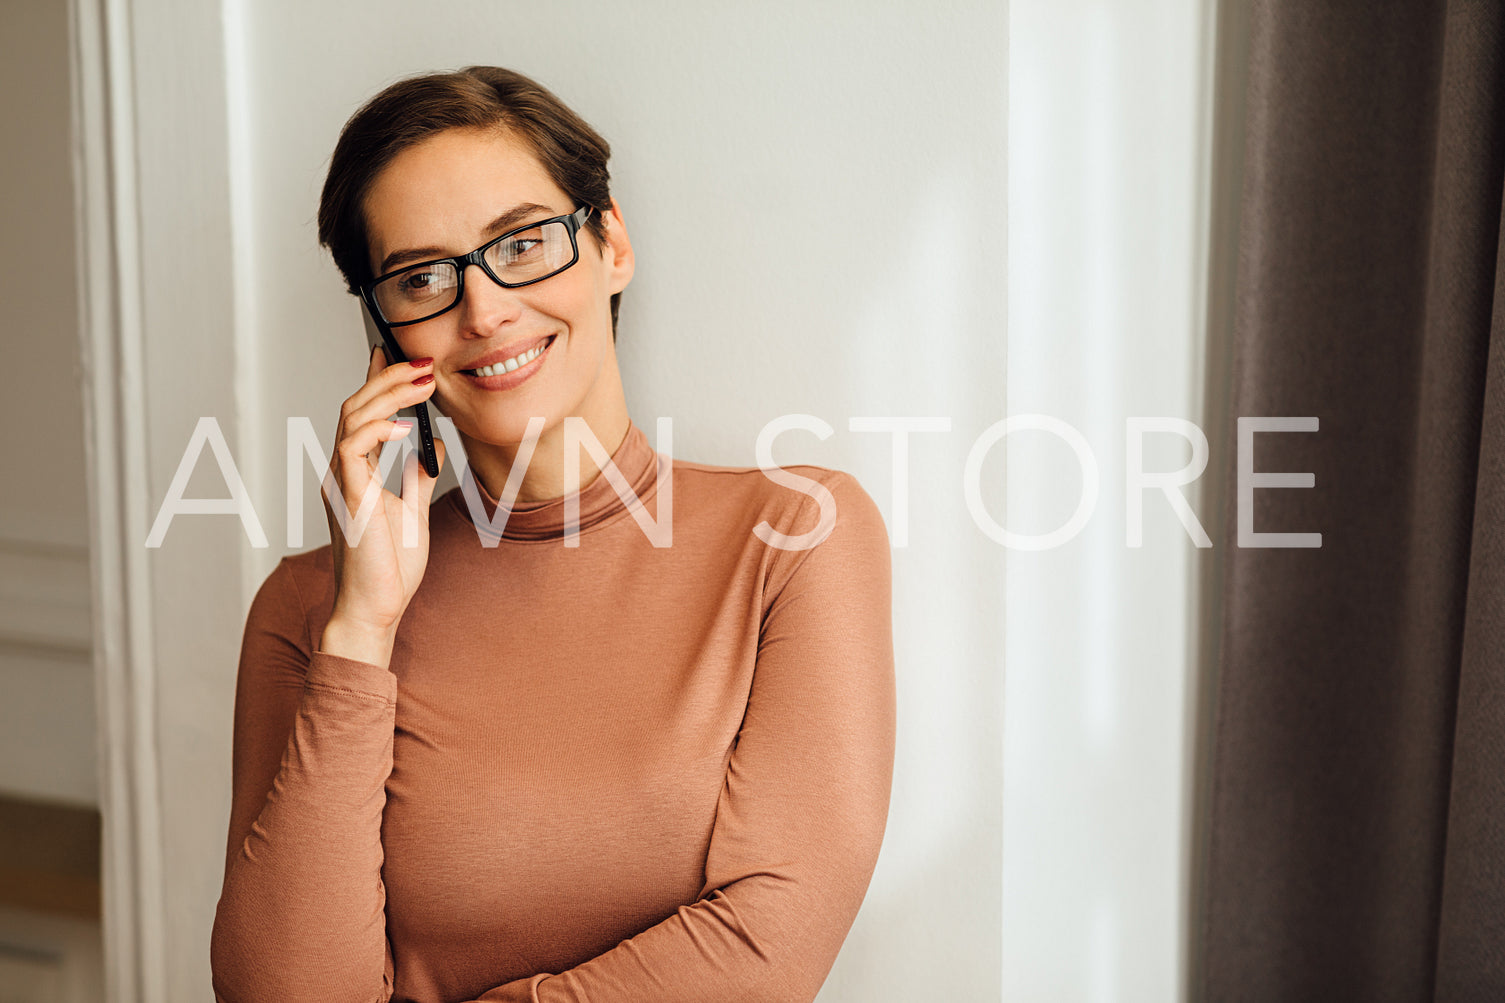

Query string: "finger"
[[344, 376, 438, 440], [365, 346, 389, 468], [341, 416, 414, 476], [342, 357, 436, 430], [398, 438, 448, 548], [355, 346, 400, 468], [331, 344, 398, 458], [399, 449, 425, 549], [355, 344, 387, 420], [330, 417, 413, 520]]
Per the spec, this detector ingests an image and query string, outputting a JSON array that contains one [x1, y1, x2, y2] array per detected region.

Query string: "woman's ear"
[[600, 198, 634, 295]]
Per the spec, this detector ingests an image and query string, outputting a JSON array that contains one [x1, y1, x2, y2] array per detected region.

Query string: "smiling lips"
[[456, 334, 556, 390], [461, 335, 555, 376]]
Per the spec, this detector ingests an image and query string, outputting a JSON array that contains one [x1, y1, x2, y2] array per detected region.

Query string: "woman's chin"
[[454, 412, 563, 449]]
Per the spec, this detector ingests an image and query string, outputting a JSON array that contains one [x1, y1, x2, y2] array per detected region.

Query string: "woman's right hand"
[[318, 345, 448, 667]]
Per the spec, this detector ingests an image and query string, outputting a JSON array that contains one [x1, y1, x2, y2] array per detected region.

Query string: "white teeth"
[[473, 340, 548, 377]]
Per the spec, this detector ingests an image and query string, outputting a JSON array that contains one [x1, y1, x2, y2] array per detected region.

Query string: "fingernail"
[[412, 374, 435, 386], [393, 419, 414, 430], [409, 357, 434, 368]]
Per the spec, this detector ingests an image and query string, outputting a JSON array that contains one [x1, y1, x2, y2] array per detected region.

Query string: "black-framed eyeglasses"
[[361, 204, 595, 327]]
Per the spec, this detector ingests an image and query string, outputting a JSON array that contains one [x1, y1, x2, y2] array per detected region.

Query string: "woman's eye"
[[504, 237, 543, 259], [398, 270, 442, 298]]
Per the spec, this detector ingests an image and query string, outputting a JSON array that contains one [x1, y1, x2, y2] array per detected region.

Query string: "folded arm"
[[470, 471, 897, 1003]]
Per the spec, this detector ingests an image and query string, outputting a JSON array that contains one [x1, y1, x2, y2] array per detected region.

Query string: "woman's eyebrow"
[[378, 202, 558, 274], [481, 202, 557, 237]]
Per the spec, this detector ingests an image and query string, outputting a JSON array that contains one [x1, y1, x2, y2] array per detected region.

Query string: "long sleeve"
[[211, 557, 398, 1003], [469, 470, 897, 1003]]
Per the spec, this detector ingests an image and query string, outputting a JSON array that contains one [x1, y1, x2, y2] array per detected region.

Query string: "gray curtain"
[[1198, 2, 1505, 1000]]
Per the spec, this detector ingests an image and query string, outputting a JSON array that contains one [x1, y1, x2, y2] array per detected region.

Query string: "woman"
[[210, 66, 895, 1003]]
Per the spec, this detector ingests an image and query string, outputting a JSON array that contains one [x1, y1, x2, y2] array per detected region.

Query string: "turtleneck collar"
[[447, 420, 661, 543]]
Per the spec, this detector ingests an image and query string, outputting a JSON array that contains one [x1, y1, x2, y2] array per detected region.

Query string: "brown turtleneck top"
[[210, 420, 895, 1003]]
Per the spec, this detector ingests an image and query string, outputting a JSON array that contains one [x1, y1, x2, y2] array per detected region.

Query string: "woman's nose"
[[455, 263, 522, 336]]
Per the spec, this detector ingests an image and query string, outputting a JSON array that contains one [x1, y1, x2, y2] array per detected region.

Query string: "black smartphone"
[[360, 297, 441, 478]]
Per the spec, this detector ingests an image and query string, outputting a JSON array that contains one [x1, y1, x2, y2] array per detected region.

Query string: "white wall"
[[1005, 1, 1213, 1001], [75, 0, 1220, 1000]]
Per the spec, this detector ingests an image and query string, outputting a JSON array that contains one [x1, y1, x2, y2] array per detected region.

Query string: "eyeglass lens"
[[373, 218, 577, 324]]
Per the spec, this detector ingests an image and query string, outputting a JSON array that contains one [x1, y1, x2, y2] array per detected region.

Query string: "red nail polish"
[[412, 374, 435, 386], [410, 357, 434, 368]]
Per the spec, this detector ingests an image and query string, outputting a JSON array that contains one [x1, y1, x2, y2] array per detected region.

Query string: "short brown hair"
[[318, 66, 620, 339]]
